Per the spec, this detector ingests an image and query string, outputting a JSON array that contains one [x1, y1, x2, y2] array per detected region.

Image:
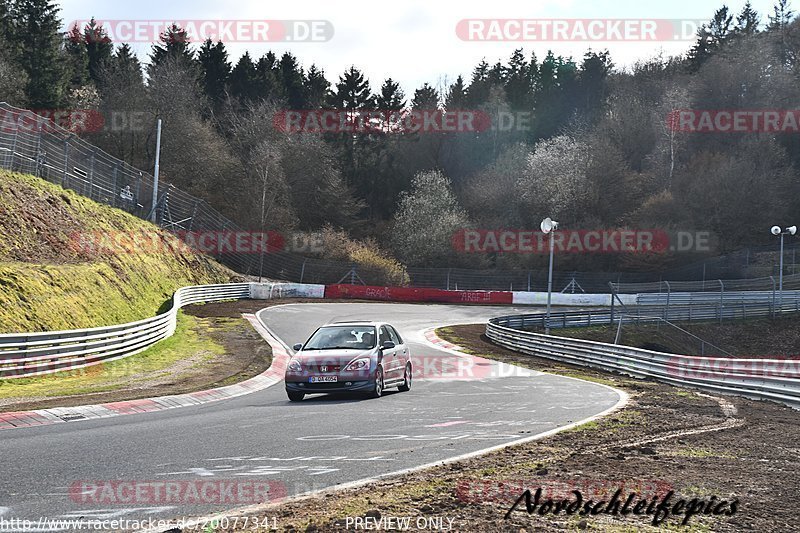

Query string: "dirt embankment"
[[0, 170, 236, 333]]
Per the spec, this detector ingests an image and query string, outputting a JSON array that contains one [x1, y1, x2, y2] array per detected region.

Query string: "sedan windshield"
[[303, 326, 377, 350]]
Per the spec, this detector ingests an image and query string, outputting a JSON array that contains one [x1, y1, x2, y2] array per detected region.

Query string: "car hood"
[[294, 349, 375, 364]]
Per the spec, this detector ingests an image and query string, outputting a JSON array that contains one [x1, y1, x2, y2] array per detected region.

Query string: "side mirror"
[[292, 343, 303, 351], [381, 341, 396, 350]]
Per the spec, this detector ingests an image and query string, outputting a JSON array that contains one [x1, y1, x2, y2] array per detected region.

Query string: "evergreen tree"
[[504, 48, 532, 109], [198, 39, 231, 106], [375, 78, 405, 110], [444, 75, 467, 109], [229, 52, 258, 102], [64, 22, 89, 88], [83, 18, 112, 85], [768, 0, 794, 29], [9, 0, 67, 107], [689, 6, 734, 71], [107, 43, 143, 85], [0, 2, 27, 106], [303, 64, 330, 108], [577, 50, 613, 122], [278, 52, 305, 108], [148, 23, 194, 74], [527, 51, 540, 98], [539, 51, 558, 93], [411, 83, 438, 109], [255, 52, 280, 101], [466, 59, 490, 107], [331, 66, 373, 109], [735, 1, 761, 35], [488, 60, 506, 85]]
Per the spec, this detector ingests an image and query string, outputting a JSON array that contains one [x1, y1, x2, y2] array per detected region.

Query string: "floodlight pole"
[[546, 230, 555, 335], [772, 225, 797, 315], [779, 232, 785, 311], [151, 118, 162, 223]]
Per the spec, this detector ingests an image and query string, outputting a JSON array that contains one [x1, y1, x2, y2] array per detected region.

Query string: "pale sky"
[[59, 0, 781, 95]]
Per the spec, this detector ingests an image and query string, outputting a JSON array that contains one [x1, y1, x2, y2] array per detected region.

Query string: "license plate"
[[310, 376, 338, 383]]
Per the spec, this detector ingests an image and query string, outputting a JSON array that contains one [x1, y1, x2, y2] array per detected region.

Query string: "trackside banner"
[[323, 285, 514, 305]]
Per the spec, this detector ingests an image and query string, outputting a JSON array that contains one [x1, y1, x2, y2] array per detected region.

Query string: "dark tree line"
[[0, 0, 798, 273]]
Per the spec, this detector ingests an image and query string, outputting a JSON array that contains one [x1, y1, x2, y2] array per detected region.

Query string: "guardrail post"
[[719, 280, 724, 324], [188, 199, 200, 231], [62, 137, 70, 186], [34, 128, 43, 177], [664, 281, 671, 321], [87, 148, 96, 199], [111, 163, 119, 206], [300, 259, 307, 283], [527, 271, 531, 292], [608, 282, 615, 326], [5, 126, 18, 169]]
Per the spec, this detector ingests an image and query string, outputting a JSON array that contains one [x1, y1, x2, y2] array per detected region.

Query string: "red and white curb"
[[423, 328, 466, 352], [417, 327, 538, 380], [0, 314, 288, 431]]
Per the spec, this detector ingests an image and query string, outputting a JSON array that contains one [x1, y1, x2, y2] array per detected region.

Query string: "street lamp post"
[[541, 218, 559, 335], [771, 225, 798, 314]]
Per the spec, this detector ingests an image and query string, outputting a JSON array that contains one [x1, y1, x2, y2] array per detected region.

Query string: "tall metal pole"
[[258, 165, 269, 284], [151, 119, 162, 223], [546, 230, 555, 335], [779, 233, 785, 313]]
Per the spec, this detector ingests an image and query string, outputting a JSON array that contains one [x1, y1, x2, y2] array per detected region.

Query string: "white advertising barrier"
[[249, 282, 325, 300], [511, 292, 636, 306]]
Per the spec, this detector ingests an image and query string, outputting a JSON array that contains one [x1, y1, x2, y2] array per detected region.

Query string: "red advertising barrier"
[[324, 285, 513, 305]]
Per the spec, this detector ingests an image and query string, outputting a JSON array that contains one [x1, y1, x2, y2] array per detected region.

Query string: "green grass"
[[0, 312, 224, 400], [433, 327, 480, 354], [666, 447, 736, 459], [0, 170, 233, 332]]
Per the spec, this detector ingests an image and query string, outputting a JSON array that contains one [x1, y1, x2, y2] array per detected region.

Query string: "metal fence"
[[0, 103, 262, 275], [486, 319, 800, 409], [495, 290, 800, 332], [612, 273, 800, 294]]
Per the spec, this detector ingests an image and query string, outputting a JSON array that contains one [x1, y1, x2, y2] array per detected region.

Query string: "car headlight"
[[287, 358, 303, 372], [344, 358, 371, 371]]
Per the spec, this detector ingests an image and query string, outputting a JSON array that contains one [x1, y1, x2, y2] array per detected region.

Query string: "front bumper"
[[285, 379, 375, 393]]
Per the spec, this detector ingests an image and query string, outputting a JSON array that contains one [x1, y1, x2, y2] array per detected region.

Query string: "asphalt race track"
[[0, 303, 623, 530]]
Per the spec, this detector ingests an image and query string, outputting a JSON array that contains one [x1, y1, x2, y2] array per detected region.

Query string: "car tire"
[[398, 363, 412, 392], [287, 391, 305, 402], [369, 367, 384, 398]]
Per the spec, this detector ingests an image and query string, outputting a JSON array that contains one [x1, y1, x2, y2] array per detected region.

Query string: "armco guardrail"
[[0, 282, 324, 379], [486, 316, 800, 409]]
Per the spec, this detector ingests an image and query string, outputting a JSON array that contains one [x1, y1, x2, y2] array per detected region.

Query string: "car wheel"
[[370, 366, 384, 398], [287, 391, 304, 402], [398, 363, 412, 392]]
